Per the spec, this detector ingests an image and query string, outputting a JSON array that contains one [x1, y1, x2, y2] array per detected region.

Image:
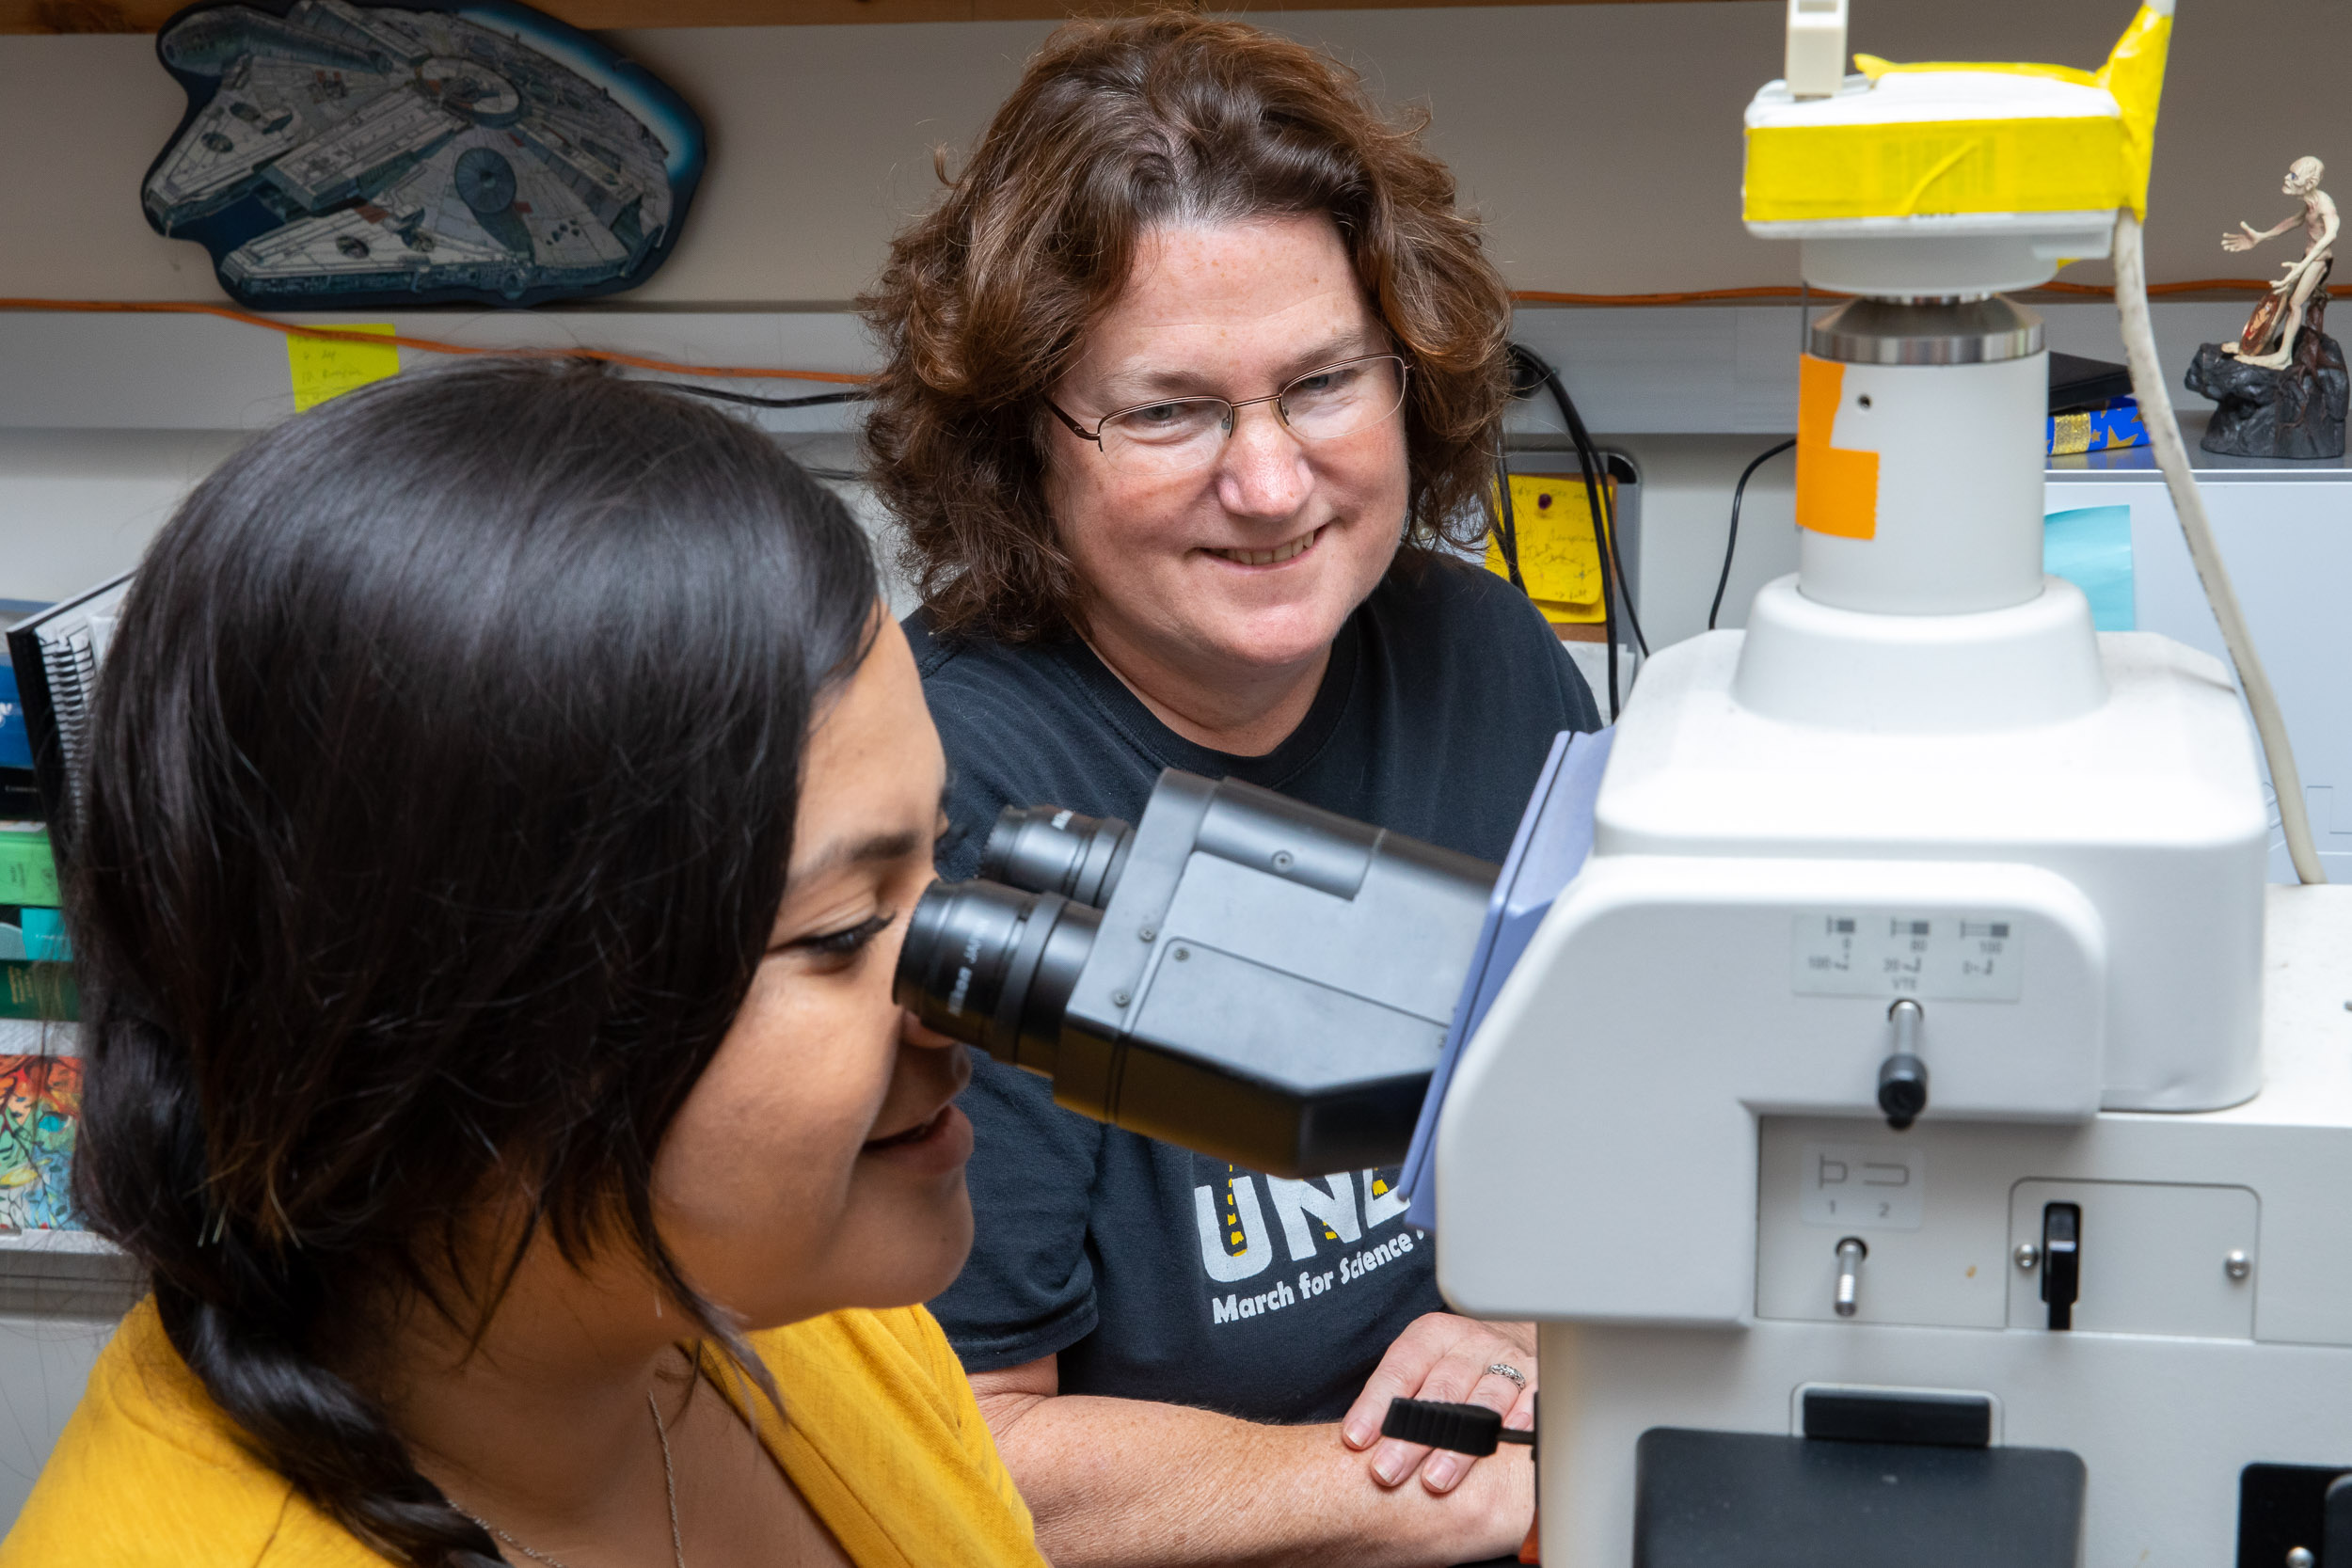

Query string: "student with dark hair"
[[2, 360, 1046, 1568], [862, 13, 1599, 1565]]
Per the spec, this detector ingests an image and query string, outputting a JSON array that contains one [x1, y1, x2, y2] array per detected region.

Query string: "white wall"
[[4, 0, 2340, 605], [2, 2, 2345, 304], [0, 431, 246, 604], [0, 295, 2250, 611], [0, 3, 2341, 605]]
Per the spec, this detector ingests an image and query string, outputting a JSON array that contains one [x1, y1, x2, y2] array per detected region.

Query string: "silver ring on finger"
[[1486, 1362, 1527, 1390]]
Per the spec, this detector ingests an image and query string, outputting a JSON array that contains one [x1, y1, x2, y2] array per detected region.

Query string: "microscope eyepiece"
[[896, 878, 1100, 1077], [894, 769, 1497, 1177], [980, 805, 1136, 907]]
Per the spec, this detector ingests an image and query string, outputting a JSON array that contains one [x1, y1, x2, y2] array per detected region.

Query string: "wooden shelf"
[[6, 0, 1746, 32], [0, 1228, 117, 1257]]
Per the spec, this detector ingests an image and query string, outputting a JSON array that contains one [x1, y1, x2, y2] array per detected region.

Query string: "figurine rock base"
[[2184, 333, 2348, 462]]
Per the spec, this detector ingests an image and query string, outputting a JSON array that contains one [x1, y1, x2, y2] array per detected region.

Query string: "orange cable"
[[0, 298, 871, 386], [2034, 277, 2277, 298]]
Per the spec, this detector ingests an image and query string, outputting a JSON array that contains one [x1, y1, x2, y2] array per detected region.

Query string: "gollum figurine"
[[2223, 157, 2339, 369], [2183, 156, 2347, 459]]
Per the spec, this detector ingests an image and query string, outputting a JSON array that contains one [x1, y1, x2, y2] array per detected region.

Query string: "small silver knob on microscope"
[[1835, 1237, 1867, 1318]]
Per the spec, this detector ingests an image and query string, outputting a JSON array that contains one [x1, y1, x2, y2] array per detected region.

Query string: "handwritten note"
[[287, 324, 400, 412]]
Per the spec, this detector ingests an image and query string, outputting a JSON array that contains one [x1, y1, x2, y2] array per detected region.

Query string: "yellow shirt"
[[3, 1298, 1043, 1568]]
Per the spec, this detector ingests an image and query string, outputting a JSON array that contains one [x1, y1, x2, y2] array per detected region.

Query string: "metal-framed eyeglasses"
[[1045, 354, 1409, 477]]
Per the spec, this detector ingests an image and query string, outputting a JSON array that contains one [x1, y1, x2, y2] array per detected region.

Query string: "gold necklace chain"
[[461, 1391, 685, 1568]]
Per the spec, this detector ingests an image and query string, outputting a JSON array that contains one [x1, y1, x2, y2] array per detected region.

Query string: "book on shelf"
[[0, 906, 66, 962], [0, 962, 75, 1023], [0, 601, 51, 823], [2044, 353, 2150, 458], [0, 825, 56, 908], [0, 1053, 81, 1233], [2048, 397, 2149, 457]]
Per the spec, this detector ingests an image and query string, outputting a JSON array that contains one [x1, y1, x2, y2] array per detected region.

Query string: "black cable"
[[1544, 364, 1646, 660], [1492, 437, 1527, 593], [1500, 351, 1607, 688], [1493, 404, 1616, 717], [1508, 344, 1639, 718], [1710, 438, 1795, 631], [661, 383, 871, 411], [650, 382, 870, 482], [1509, 346, 1645, 657]]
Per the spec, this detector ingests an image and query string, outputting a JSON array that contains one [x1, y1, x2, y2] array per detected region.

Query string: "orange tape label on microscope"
[[1796, 356, 1881, 541]]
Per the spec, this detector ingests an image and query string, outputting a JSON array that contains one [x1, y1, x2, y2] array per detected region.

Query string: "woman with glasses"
[[862, 16, 1599, 1566]]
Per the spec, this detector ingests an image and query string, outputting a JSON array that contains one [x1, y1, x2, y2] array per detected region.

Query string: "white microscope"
[[888, 3, 2352, 1560], [1433, 2, 2352, 1562]]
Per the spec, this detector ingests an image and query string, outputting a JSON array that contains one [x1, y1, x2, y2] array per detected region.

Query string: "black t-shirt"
[[912, 554, 1600, 1423]]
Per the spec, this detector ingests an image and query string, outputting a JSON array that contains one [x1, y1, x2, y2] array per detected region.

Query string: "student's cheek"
[[736, 990, 901, 1216], [659, 1006, 859, 1240]]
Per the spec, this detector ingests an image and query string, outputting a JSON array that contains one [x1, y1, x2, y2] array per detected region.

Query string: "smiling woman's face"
[[650, 617, 971, 1329], [1044, 214, 1410, 681]]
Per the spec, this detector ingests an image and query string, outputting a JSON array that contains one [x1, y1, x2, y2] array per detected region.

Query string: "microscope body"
[[1434, 614, 2352, 1562], [899, 8, 2352, 1558], [1435, 9, 2352, 1559]]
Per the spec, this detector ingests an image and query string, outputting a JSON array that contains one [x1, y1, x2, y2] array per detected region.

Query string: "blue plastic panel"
[[1401, 725, 1613, 1229]]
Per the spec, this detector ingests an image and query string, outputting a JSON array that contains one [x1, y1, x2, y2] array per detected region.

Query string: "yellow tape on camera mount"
[[1744, 116, 2126, 224], [1742, 4, 2170, 226]]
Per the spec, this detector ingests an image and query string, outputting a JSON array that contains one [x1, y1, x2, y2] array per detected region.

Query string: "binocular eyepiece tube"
[[898, 803, 1136, 1075], [893, 770, 1498, 1179], [981, 805, 1136, 907], [898, 880, 1100, 1078]]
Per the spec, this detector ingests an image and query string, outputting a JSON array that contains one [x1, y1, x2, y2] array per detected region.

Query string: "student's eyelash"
[[792, 911, 896, 958]]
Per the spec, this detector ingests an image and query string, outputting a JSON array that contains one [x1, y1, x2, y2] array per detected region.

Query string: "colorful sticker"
[[0, 1054, 80, 1231]]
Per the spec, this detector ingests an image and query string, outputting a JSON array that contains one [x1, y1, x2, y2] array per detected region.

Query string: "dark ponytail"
[[66, 359, 879, 1564]]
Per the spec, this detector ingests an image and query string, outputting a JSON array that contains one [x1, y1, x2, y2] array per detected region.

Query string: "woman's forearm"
[[979, 1388, 1531, 1568]]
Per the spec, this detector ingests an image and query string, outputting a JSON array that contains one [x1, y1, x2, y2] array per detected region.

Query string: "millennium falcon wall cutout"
[[143, 0, 707, 309]]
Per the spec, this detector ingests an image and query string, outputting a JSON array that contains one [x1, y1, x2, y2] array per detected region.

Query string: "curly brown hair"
[[859, 11, 1515, 644]]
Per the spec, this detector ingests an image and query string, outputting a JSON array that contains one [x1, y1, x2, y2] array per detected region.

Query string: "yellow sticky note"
[[286, 324, 400, 412], [1486, 473, 1613, 626]]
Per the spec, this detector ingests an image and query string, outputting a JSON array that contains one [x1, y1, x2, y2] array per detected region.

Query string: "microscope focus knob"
[[1878, 999, 1929, 1131], [1878, 1053, 1929, 1130]]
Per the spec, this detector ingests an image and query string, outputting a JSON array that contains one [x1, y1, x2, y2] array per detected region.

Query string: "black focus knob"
[[1878, 1053, 1929, 1130], [1877, 999, 1928, 1131]]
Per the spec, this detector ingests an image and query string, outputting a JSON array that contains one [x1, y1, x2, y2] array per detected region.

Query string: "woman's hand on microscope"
[[1339, 1312, 1538, 1493]]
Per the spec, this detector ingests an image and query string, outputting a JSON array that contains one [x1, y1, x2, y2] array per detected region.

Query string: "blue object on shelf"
[[19, 909, 67, 962], [0, 666, 27, 773], [2049, 397, 2149, 457], [0, 600, 50, 776], [2045, 505, 2136, 631]]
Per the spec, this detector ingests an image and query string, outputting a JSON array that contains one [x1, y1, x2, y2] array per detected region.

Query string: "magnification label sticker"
[[1802, 1142, 1925, 1231], [1792, 911, 2023, 1002]]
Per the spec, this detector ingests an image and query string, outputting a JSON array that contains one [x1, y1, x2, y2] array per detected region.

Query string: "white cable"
[[2112, 210, 2327, 883]]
